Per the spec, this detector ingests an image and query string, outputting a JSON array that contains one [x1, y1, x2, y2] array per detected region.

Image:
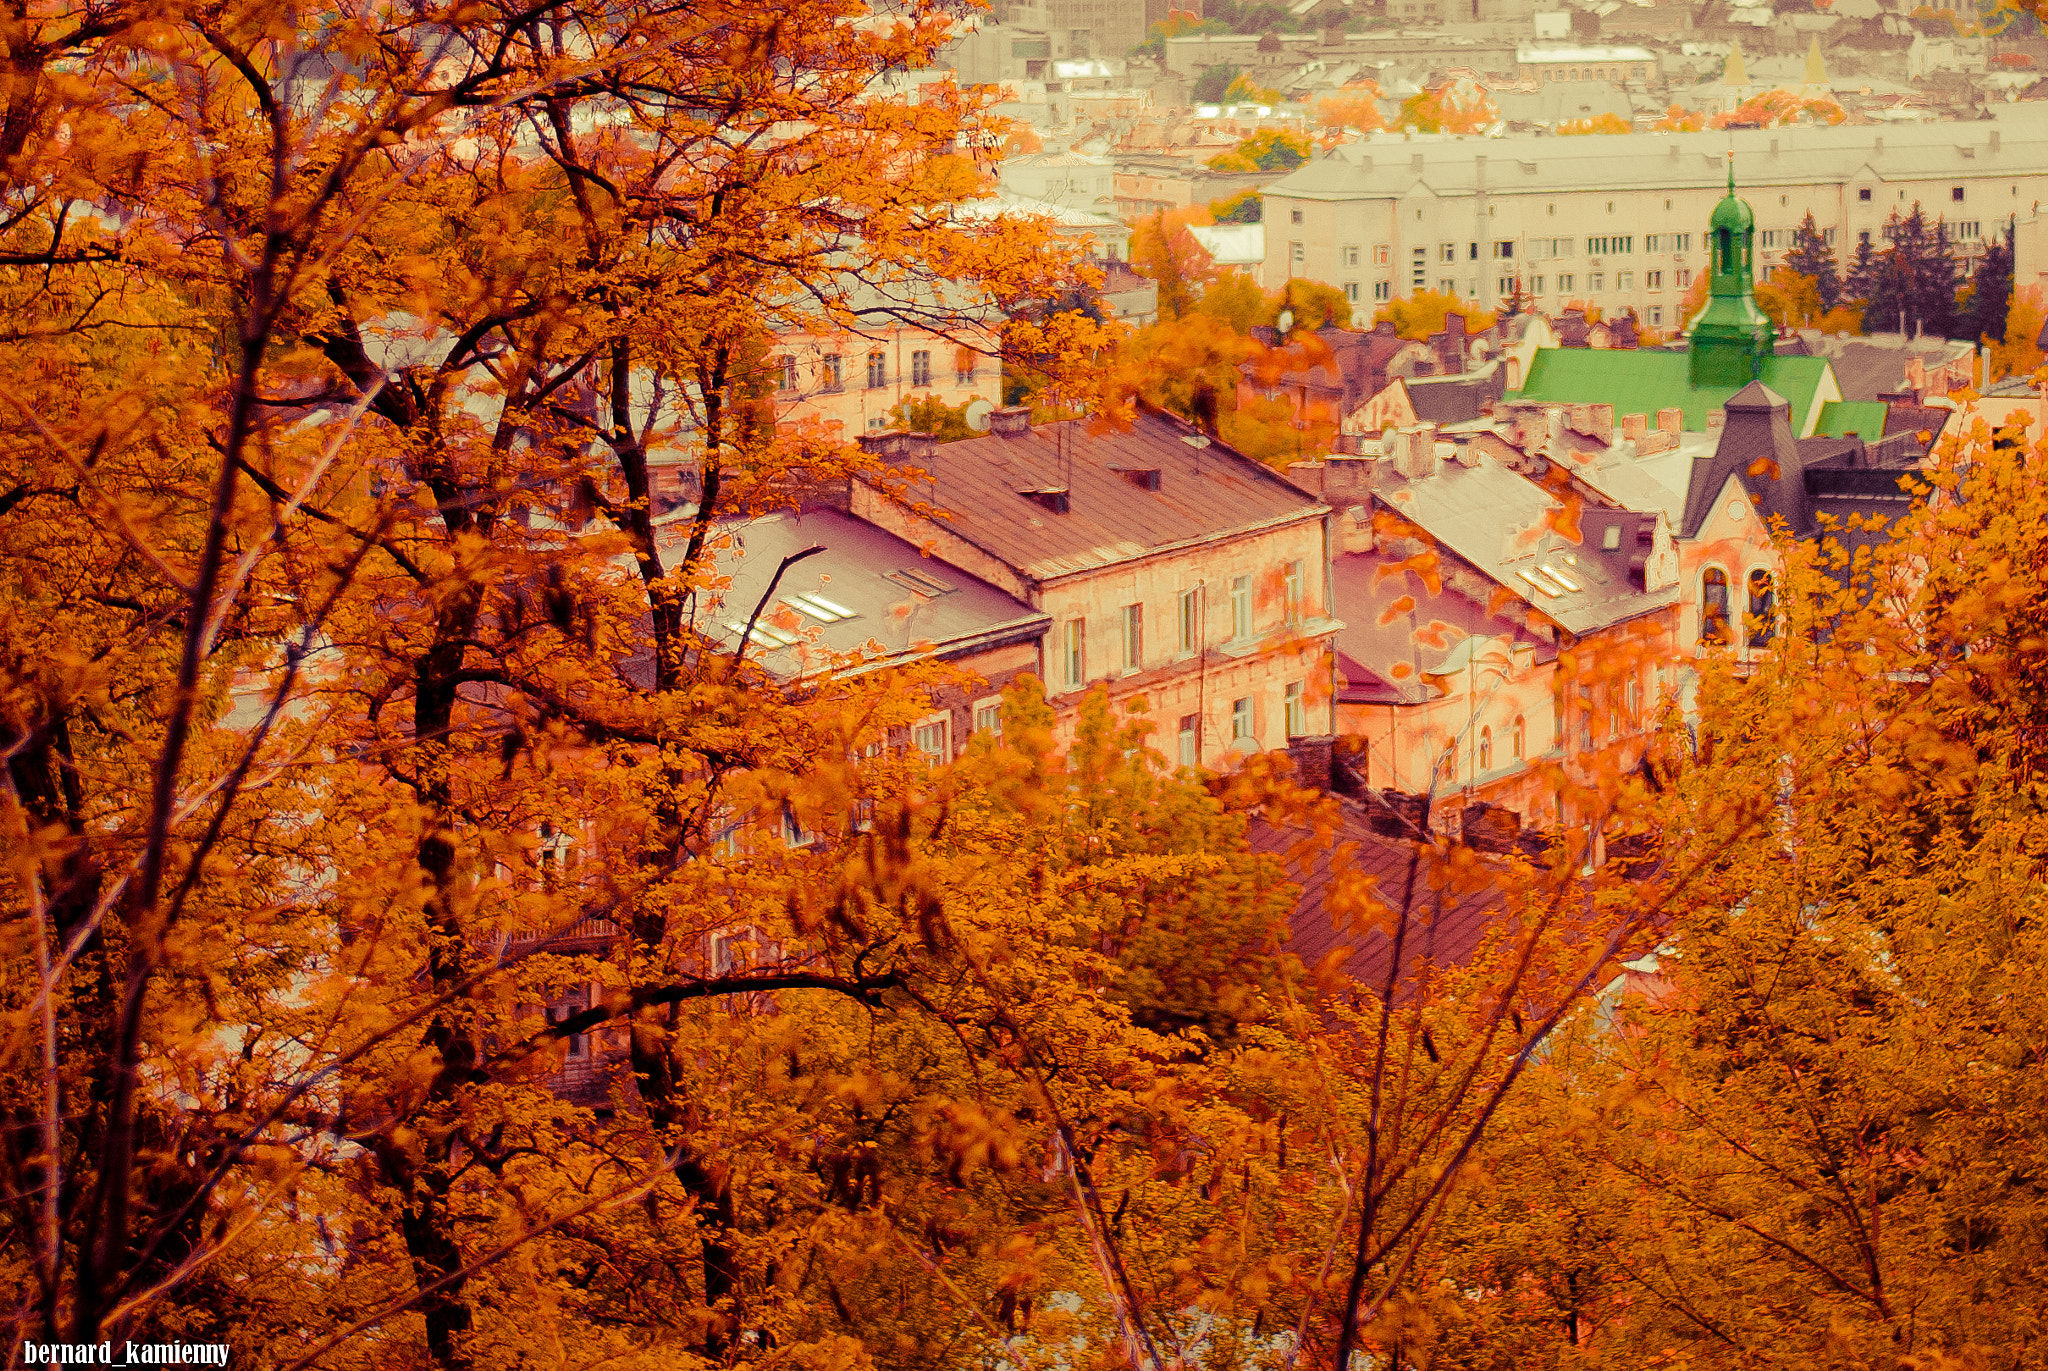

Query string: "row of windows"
[[775, 350, 977, 394], [1336, 269, 1692, 308], [1334, 234, 1676, 269], [1057, 567, 1308, 688], [909, 686, 1310, 771]]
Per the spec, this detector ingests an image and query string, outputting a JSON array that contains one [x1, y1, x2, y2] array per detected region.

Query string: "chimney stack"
[[901, 431, 937, 461], [1621, 412, 1648, 447], [988, 405, 1031, 437], [1393, 423, 1440, 480], [857, 431, 908, 457], [1656, 406, 1684, 436]]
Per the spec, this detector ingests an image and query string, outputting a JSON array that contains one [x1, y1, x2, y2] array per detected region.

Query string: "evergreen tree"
[[1842, 233, 1881, 308], [1917, 215, 1961, 338], [1784, 211, 1840, 310], [1864, 204, 1957, 337], [1963, 219, 2016, 346]]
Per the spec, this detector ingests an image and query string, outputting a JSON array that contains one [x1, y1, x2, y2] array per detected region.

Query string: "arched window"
[[1478, 726, 1493, 773], [1716, 226, 1732, 275], [1748, 568, 1777, 645], [1701, 567, 1731, 645], [1436, 740, 1457, 788], [1511, 716, 1525, 761]]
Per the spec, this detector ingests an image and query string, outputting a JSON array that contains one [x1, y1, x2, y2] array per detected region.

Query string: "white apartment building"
[[1260, 108, 2048, 328]]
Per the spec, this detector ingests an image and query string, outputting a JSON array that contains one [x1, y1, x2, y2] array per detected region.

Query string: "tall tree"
[[1963, 219, 2016, 348], [1784, 210, 1841, 310]]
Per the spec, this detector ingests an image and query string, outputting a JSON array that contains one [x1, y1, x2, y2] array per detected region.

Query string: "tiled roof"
[[681, 508, 1048, 671], [1249, 801, 1507, 987], [1507, 345, 1834, 435], [916, 407, 1329, 584], [1684, 380, 1811, 537]]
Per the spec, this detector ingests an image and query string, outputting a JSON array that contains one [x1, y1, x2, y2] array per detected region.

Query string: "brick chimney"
[[1620, 412, 1648, 447], [1656, 406, 1684, 436], [988, 405, 1031, 437], [1287, 734, 1336, 789], [901, 431, 937, 461], [857, 431, 907, 457]]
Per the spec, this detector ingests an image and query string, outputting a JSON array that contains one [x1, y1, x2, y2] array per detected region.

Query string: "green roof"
[[1815, 400, 1887, 441], [1505, 348, 1834, 434]]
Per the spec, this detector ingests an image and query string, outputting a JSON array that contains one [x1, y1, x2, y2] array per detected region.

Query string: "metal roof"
[[684, 508, 1048, 673], [1372, 453, 1677, 638], [1507, 346, 1835, 435], [916, 407, 1330, 585]]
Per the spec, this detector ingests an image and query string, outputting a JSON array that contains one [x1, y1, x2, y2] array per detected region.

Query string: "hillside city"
[[6, 0, 2048, 1368]]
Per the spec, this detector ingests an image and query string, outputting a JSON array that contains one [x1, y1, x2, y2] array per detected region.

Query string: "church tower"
[[1688, 161, 1774, 390]]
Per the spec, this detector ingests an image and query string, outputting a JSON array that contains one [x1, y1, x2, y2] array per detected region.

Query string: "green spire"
[[1689, 157, 1773, 390]]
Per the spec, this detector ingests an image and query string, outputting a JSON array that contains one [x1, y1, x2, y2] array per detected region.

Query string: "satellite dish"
[[965, 398, 996, 432]]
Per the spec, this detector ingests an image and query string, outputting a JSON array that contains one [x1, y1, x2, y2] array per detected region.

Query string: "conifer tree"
[[1964, 219, 2016, 347], [1784, 210, 1841, 310]]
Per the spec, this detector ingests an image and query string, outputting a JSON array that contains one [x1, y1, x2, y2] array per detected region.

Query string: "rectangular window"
[[1344, 281, 1360, 302], [1646, 270, 1663, 290], [1590, 272, 1604, 292], [866, 352, 886, 389], [1859, 187, 1872, 202], [1283, 681, 1305, 738], [1177, 714, 1199, 767], [1374, 243, 1391, 265], [973, 701, 1002, 736], [1373, 280, 1391, 301], [823, 354, 843, 391], [1646, 233, 1690, 253], [1177, 588, 1199, 654], [1291, 207, 1304, 224], [777, 355, 797, 391], [1062, 619, 1085, 687], [1759, 229, 1782, 250], [1291, 240, 1304, 265], [1343, 245, 1361, 267], [911, 349, 931, 387], [1822, 227, 1837, 246], [1649, 306, 1663, 326], [1230, 575, 1252, 641], [1955, 221, 1980, 241], [1493, 240, 1514, 259], [1284, 559, 1304, 623], [1468, 242, 1480, 260], [1438, 277, 1455, 295], [1617, 271, 1633, 291], [1531, 274, 1545, 294], [1439, 242, 1457, 263], [913, 717, 950, 763], [1675, 268, 1692, 289], [1952, 185, 1965, 202], [1231, 696, 1253, 742], [1558, 272, 1574, 292], [1412, 246, 1427, 290], [1498, 276, 1516, 296], [1585, 236, 1633, 256], [1121, 603, 1143, 671]]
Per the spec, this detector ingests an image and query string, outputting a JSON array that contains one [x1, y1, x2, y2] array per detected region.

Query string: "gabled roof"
[[1507, 346, 1834, 435], [910, 407, 1328, 585], [1372, 455, 1676, 638], [1331, 547, 1555, 706]]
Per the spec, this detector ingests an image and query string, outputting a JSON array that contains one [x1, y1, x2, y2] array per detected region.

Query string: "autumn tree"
[[1207, 128, 1313, 173], [1132, 210, 1219, 321], [1397, 79, 1500, 135], [1315, 82, 1386, 136], [1557, 112, 1631, 135], [1374, 290, 1497, 341]]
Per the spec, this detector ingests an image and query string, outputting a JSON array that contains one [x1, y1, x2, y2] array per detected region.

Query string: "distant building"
[[1259, 111, 2048, 318], [1514, 41, 1659, 84]]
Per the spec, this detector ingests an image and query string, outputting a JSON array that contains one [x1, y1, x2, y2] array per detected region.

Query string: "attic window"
[[787, 591, 857, 621], [1539, 562, 1583, 593], [1601, 525, 1622, 550], [1018, 486, 1070, 514], [1111, 465, 1162, 491], [883, 567, 955, 598], [1516, 567, 1565, 599]]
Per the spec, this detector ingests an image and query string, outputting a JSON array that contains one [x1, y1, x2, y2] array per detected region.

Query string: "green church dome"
[[1710, 189, 1755, 232]]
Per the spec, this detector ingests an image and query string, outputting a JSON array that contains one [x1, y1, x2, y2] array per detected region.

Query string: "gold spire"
[[1724, 38, 1747, 88], [1804, 33, 1827, 89]]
